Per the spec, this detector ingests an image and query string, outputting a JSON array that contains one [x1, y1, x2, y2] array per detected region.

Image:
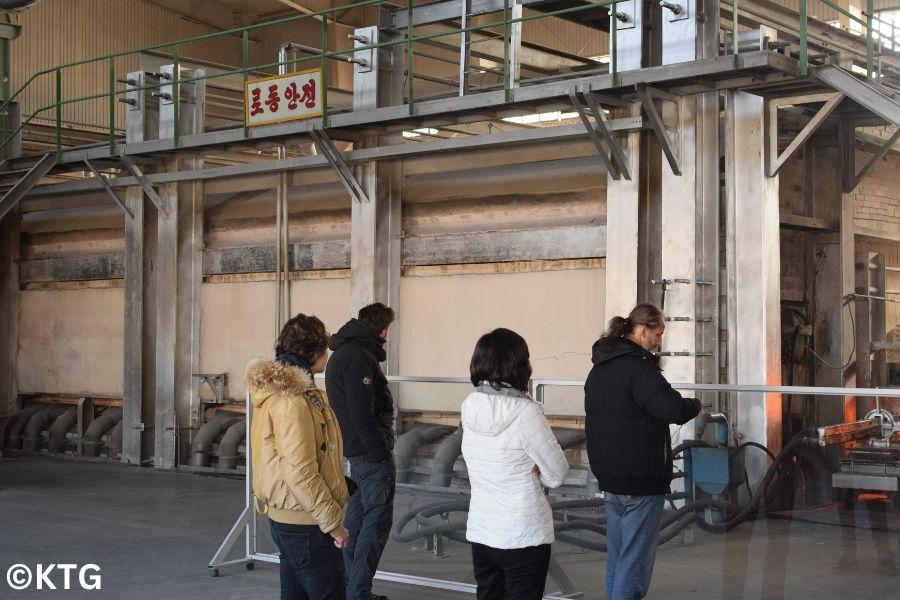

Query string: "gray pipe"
[[553, 428, 586, 450], [395, 424, 456, 483], [83, 407, 123, 457], [191, 412, 241, 467], [48, 409, 77, 454], [216, 418, 247, 470], [430, 427, 463, 487], [24, 407, 67, 454], [0, 0, 41, 11], [3, 405, 40, 450], [108, 420, 123, 460]]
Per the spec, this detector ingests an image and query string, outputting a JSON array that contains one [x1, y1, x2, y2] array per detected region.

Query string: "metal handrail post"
[[173, 47, 181, 147], [867, 0, 874, 77], [54, 68, 61, 159], [503, 0, 511, 102], [732, 0, 739, 67], [407, 0, 414, 115], [611, 0, 618, 86], [321, 14, 330, 127], [242, 30, 250, 139], [799, 0, 808, 76], [108, 58, 116, 154]]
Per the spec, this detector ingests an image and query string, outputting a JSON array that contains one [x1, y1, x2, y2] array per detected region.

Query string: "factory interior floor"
[[2, 457, 900, 599]]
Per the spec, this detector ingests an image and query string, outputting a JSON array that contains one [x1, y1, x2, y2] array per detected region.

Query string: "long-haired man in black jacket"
[[326, 303, 396, 600], [584, 303, 701, 600]]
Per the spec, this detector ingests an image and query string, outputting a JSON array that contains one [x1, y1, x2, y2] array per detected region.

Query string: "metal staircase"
[[816, 65, 900, 127], [0, 153, 56, 221]]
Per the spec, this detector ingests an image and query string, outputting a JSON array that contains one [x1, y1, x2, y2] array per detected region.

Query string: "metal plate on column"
[[616, 0, 636, 30]]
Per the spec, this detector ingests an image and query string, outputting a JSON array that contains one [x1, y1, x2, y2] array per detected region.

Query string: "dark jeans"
[[471, 542, 551, 600], [269, 519, 345, 600], [344, 454, 396, 600]]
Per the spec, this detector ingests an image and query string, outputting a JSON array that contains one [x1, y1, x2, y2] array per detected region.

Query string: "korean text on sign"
[[245, 69, 323, 127]]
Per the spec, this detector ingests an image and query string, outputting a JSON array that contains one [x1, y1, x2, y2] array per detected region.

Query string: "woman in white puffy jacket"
[[461, 328, 570, 600]]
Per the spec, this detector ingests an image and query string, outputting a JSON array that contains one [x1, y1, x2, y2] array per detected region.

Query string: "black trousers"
[[471, 542, 552, 600]]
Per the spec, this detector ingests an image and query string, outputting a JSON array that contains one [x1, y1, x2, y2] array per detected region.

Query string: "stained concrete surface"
[[2, 457, 900, 599]]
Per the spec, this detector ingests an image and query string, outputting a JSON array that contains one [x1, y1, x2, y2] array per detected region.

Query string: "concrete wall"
[[17, 288, 124, 397]]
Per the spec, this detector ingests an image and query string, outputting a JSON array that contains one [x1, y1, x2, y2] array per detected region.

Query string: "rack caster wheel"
[[208, 568, 219, 578], [245, 562, 255, 571]]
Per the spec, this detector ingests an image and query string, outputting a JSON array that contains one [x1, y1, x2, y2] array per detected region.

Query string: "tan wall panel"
[[398, 267, 604, 379], [397, 266, 604, 415], [200, 277, 351, 400], [17, 288, 123, 396]]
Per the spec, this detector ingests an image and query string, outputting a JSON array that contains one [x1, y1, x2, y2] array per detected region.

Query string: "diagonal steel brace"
[[844, 126, 900, 193], [120, 155, 167, 216], [84, 160, 134, 219], [570, 91, 621, 179], [310, 129, 370, 204], [582, 91, 632, 181], [636, 84, 681, 176], [766, 92, 844, 177]]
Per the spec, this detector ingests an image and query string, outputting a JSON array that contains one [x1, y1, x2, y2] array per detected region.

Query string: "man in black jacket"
[[326, 303, 396, 600], [584, 303, 701, 600]]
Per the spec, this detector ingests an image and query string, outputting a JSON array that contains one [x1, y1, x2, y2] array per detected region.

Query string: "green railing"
[[5, 0, 900, 161], [0, 0, 615, 160]]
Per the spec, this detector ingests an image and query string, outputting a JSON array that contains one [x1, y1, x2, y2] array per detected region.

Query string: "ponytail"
[[596, 303, 664, 348]]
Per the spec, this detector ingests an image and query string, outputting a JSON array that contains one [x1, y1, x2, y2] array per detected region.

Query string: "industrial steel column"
[[122, 188, 146, 465], [121, 70, 160, 465], [658, 0, 720, 392], [604, 2, 644, 321], [154, 65, 205, 468], [0, 205, 19, 434], [350, 20, 403, 372], [724, 90, 782, 485]]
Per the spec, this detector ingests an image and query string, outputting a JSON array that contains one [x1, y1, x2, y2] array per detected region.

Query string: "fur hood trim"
[[244, 358, 314, 398]]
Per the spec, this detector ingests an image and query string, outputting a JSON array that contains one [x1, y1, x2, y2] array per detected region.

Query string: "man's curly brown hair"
[[275, 314, 330, 362]]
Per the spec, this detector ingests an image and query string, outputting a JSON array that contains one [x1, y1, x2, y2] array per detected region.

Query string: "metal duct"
[[216, 418, 246, 470], [191, 412, 241, 467], [0, 0, 41, 11], [3, 405, 40, 450], [48, 409, 77, 454], [430, 427, 463, 487], [395, 424, 456, 483], [24, 407, 68, 454], [83, 407, 123, 457], [108, 420, 123, 460]]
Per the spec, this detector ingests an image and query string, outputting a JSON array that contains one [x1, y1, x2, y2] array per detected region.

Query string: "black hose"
[[391, 432, 814, 551]]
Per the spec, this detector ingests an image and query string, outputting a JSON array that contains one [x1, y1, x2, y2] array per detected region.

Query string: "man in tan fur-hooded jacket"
[[245, 313, 349, 600]]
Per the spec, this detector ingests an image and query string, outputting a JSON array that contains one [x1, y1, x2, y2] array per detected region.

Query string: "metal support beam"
[[0, 153, 56, 221], [605, 101, 642, 320], [310, 128, 370, 203], [120, 155, 167, 216], [765, 92, 844, 177], [842, 125, 900, 192], [724, 90, 782, 486], [636, 85, 682, 176], [351, 19, 403, 373], [121, 188, 145, 465], [569, 92, 621, 180], [83, 159, 134, 218], [0, 203, 19, 428]]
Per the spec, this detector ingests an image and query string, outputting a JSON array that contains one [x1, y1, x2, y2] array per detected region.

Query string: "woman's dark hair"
[[469, 328, 532, 392], [597, 303, 665, 348], [275, 314, 330, 362], [358, 302, 395, 334]]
